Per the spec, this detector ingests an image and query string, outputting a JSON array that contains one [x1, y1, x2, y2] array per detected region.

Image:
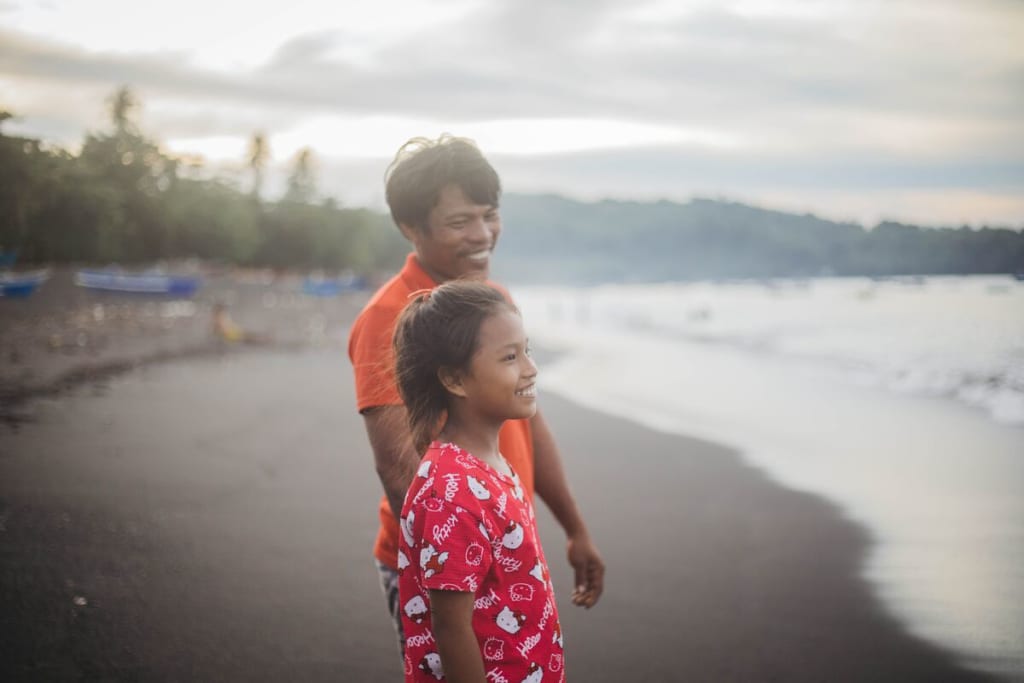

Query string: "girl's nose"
[[523, 353, 539, 378]]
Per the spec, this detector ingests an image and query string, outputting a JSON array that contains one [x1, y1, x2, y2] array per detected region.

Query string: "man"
[[348, 135, 604, 650]]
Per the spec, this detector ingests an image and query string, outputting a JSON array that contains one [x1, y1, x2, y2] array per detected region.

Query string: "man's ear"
[[438, 366, 468, 398], [398, 222, 421, 245]]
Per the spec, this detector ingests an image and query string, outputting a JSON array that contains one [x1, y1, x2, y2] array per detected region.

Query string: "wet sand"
[[0, 336, 999, 681], [0, 275, 1002, 681]]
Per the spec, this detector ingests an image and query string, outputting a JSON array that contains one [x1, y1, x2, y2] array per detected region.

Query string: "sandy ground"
[[0, 267, 369, 411], [0, 274, 1001, 682]]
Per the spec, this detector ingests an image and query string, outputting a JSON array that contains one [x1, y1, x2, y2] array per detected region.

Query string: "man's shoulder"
[[360, 272, 413, 316], [485, 278, 513, 303], [350, 272, 414, 337]]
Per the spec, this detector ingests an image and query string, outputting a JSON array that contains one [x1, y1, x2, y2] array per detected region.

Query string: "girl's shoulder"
[[420, 441, 481, 477], [409, 442, 509, 515]]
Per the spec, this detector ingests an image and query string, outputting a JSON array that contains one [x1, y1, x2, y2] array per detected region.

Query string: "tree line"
[[494, 194, 1024, 284], [4, 88, 1022, 283], [0, 87, 408, 273]]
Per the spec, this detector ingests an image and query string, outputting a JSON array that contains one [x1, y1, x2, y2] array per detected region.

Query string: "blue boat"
[[75, 269, 202, 296], [0, 269, 49, 298], [302, 274, 368, 297]]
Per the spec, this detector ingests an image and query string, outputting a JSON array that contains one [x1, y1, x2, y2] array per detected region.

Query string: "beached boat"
[[75, 269, 202, 296], [302, 274, 368, 297], [0, 269, 49, 298]]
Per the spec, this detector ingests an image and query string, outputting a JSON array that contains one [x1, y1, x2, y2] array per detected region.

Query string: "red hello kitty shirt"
[[398, 442, 565, 683]]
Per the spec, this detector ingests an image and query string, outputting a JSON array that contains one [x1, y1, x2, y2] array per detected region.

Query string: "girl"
[[393, 281, 565, 683]]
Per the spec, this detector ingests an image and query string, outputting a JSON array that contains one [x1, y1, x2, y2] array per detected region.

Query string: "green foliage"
[[284, 147, 316, 204], [0, 92, 407, 274], [494, 195, 1024, 284], [6, 89, 1021, 283]]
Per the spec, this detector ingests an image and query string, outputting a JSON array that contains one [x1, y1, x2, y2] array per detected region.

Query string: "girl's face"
[[457, 309, 538, 423]]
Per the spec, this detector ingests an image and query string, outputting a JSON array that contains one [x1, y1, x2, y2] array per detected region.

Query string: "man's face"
[[402, 184, 501, 283]]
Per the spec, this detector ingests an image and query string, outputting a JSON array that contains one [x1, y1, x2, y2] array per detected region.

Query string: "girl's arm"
[[429, 590, 486, 682]]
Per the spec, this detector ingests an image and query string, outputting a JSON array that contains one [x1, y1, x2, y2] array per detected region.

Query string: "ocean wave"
[[515, 275, 1024, 429]]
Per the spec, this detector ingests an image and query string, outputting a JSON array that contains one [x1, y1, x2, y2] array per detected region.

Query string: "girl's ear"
[[438, 366, 468, 398]]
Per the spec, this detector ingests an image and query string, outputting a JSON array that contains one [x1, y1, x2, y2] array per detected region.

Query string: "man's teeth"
[[467, 250, 490, 261]]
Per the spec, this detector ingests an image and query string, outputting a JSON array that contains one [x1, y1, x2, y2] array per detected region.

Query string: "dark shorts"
[[374, 559, 404, 655]]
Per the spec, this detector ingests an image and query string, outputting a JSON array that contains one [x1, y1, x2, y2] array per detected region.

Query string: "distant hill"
[[492, 194, 1024, 285]]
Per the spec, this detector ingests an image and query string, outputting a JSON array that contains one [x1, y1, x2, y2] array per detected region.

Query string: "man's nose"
[[465, 216, 493, 243]]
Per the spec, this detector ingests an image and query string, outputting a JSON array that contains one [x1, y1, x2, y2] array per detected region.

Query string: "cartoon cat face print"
[[404, 595, 428, 624], [420, 544, 449, 578], [401, 510, 416, 547], [467, 475, 491, 500], [495, 605, 527, 634], [502, 520, 525, 550], [521, 662, 543, 683], [419, 652, 443, 680]]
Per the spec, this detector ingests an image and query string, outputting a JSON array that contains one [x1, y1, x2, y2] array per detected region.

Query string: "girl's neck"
[[439, 415, 503, 470]]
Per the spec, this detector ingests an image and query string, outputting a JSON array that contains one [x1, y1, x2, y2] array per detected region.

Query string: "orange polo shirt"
[[348, 253, 535, 569]]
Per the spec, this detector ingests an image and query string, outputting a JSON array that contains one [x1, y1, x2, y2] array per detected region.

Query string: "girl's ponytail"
[[393, 292, 449, 454]]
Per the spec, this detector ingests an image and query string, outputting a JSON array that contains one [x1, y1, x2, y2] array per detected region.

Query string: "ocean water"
[[512, 275, 1024, 682]]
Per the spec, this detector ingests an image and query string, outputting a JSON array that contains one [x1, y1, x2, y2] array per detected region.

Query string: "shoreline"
[[531, 390, 998, 682], [0, 339, 1001, 681], [524, 321, 1024, 682]]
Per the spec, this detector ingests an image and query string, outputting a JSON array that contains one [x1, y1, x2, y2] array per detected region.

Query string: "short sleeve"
[[411, 496, 493, 593], [348, 305, 403, 411]]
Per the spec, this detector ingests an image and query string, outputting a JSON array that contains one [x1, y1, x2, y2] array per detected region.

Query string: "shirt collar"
[[400, 252, 438, 292]]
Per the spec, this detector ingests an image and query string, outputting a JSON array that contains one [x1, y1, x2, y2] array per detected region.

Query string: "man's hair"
[[384, 134, 501, 231], [393, 281, 516, 454]]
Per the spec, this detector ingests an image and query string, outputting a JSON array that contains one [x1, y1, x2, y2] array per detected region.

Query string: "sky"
[[1, 0, 1022, 227]]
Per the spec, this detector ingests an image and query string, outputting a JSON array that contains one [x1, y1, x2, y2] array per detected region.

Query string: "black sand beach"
[[0, 279, 1001, 682]]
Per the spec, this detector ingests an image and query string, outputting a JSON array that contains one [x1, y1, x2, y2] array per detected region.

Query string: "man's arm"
[[429, 590, 487, 682], [363, 405, 421, 521], [530, 409, 605, 608]]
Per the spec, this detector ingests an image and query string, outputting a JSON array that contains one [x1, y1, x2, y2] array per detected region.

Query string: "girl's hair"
[[393, 280, 515, 454]]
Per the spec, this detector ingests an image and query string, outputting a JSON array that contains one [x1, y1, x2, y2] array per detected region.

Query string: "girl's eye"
[[503, 353, 517, 362], [525, 346, 532, 357]]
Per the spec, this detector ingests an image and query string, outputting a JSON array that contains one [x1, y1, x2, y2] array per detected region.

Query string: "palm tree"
[[285, 147, 316, 204], [248, 132, 269, 199], [107, 85, 139, 136]]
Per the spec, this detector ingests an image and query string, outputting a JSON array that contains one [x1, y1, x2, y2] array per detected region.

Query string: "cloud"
[[1, 0, 1021, 227], [3, 1, 1021, 134]]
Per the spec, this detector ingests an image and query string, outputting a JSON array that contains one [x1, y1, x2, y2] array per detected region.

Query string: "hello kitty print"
[[398, 442, 565, 683]]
